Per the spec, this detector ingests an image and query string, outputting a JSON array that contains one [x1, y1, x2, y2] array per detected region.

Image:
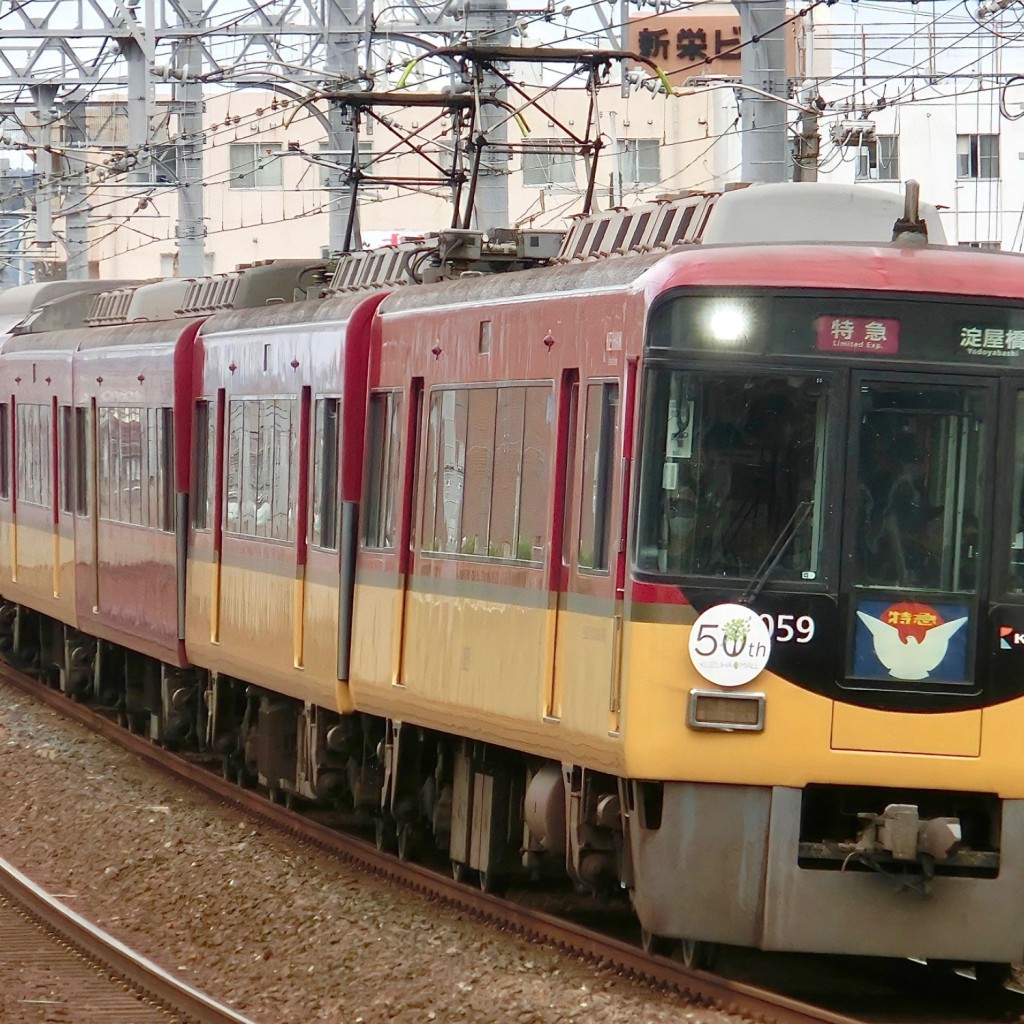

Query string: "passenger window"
[[578, 382, 619, 573], [0, 403, 9, 500], [421, 385, 551, 563], [59, 406, 73, 513], [192, 401, 210, 530], [363, 391, 402, 550], [225, 398, 297, 541], [313, 397, 340, 549], [74, 407, 88, 515]]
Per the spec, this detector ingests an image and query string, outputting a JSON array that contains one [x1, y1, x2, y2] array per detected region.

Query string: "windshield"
[[853, 383, 984, 592], [635, 369, 828, 581]]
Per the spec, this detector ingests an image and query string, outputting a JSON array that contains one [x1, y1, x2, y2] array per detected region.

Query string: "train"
[[1, 180, 1022, 979]]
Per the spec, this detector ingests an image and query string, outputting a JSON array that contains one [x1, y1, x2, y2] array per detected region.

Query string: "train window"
[[853, 384, 984, 593], [363, 392, 402, 550], [313, 397, 340, 550], [462, 388, 497, 556], [15, 403, 53, 508], [192, 401, 211, 530], [74, 407, 88, 515], [225, 398, 297, 542], [96, 406, 173, 530], [520, 387, 551, 562], [1011, 393, 1024, 593], [491, 388, 526, 559], [421, 385, 551, 563], [635, 370, 828, 582], [578, 383, 619, 573], [59, 406, 73, 513], [0, 403, 9, 499], [159, 408, 174, 531], [423, 389, 468, 554]]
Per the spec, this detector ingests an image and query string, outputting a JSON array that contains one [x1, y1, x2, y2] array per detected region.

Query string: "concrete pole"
[[325, 0, 362, 253], [29, 84, 58, 257], [468, 0, 511, 235], [175, 0, 206, 276], [122, 37, 152, 186], [734, 0, 789, 183], [62, 99, 90, 279]]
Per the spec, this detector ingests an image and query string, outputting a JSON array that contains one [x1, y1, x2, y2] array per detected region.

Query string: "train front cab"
[[621, 267, 1024, 968]]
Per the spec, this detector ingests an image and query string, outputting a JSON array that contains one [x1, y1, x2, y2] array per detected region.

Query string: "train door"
[[550, 377, 624, 732], [837, 372, 995, 751], [211, 388, 226, 643], [392, 379, 423, 686], [293, 386, 312, 669]]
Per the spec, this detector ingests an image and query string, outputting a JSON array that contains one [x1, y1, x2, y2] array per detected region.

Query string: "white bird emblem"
[[856, 611, 968, 681]]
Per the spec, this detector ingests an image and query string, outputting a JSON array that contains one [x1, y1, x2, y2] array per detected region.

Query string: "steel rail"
[[0, 662, 862, 1024], [0, 855, 257, 1024]]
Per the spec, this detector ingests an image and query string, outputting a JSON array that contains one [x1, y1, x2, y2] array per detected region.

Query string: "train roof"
[[379, 240, 1024, 318], [198, 289, 382, 339], [644, 242, 1024, 300], [0, 279, 149, 336]]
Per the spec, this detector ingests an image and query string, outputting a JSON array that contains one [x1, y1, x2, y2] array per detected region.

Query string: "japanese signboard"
[[627, 15, 799, 81]]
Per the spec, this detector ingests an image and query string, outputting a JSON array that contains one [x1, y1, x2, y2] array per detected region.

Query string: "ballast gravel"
[[0, 683, 745, 1024]]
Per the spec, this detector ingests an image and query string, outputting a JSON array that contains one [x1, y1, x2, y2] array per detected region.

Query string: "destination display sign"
[[815, 316, 900, 354], [648, 292, 1024, 366]]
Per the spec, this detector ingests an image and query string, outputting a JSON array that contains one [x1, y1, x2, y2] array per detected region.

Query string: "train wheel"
[[478, 870, 504, 895], [974, 962, 1012, 987], [451, 860, 467, 883], [397, 823, 421, 862], [640, 929, 676, 957], [375, 816, 398, 853], [677, 939, 717, 971]]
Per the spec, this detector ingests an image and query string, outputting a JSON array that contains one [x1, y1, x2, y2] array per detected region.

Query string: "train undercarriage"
[[0, 598, 1018, 981]]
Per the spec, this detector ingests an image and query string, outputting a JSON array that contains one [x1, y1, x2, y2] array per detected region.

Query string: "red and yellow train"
[[2, 182, 1022, 975]]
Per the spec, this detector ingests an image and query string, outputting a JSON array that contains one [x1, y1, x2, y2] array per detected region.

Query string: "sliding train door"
[[550, 376, 626, 734]]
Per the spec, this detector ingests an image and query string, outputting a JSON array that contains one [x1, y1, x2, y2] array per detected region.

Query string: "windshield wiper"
[[739, 500, 814, 606]]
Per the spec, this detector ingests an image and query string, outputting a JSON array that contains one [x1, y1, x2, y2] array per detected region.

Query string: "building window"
[[856, 134, 899, 181], [621, 139, 661, 184], [229, 142, 283, 188], [149, 144, 179, 184], [319, 141, 373, 188], [959, 240, 1001, 250], [957, 134, 999, 179], [522, 145, 576, 187]]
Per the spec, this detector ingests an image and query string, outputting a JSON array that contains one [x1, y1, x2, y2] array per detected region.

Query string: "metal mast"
[[734, 0, 790, 182]]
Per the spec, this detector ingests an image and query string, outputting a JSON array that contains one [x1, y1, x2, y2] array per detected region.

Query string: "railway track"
[[1, 660, 1016, 1024], [0, 856, 255, 1024]]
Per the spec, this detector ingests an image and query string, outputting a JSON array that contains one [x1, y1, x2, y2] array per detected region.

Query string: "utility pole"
[[62, 96, 90, 278], [176, 0, 206, 276], [733, 0, 790, 182], [325, 0, 364, 253], [467, 0, 512, 235]]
